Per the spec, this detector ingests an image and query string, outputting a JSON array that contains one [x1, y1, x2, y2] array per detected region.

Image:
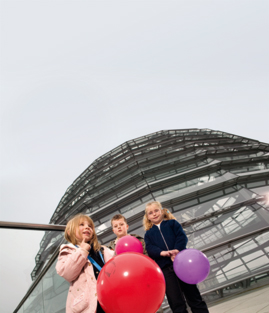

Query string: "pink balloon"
[[115, 236, 144, 254], [173, 249, 210, 284]]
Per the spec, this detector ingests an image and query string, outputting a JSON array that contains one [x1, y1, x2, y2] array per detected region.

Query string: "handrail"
[[0, 221, 65, 231]]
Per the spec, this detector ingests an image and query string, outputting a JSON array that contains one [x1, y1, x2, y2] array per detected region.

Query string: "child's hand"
[[160, 251, 172, 257], [170, 249, 180, 262], [80, 238, 91, 252], [161, 249, 180, 258]]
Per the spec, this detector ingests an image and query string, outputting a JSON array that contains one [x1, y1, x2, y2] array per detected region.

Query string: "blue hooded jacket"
[[144, 219, 188, 269]]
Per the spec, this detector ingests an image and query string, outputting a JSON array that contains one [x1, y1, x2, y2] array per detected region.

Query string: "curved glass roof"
[[23, 128, 268, 313]]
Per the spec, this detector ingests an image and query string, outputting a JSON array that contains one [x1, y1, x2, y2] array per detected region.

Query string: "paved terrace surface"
[[208, 285, 269, 313]]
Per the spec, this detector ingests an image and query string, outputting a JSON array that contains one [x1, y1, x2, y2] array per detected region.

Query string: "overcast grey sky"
[[0, 0, 268, 312]]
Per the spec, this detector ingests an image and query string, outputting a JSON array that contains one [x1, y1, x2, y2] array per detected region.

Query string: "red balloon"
[[97, 253, 165, 313], [115, 235, 143, 254]]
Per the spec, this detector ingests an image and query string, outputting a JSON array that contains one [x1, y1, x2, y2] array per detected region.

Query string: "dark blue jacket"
[[144, 219, 188, 269]]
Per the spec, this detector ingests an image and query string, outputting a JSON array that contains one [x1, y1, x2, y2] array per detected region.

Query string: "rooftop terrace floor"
[[208, 284, 269, 313]]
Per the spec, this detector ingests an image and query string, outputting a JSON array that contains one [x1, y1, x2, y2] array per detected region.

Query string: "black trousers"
[[162, 265, 209, 313]]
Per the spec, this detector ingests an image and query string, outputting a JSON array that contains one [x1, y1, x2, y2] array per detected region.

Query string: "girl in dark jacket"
[[144, 201, 209, 313]]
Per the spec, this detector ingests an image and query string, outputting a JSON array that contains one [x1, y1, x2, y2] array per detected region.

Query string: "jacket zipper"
[[158, 227, 170, 251]]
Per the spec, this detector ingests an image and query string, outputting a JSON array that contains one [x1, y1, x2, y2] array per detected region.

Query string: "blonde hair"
[[65, 214, 101, 251], [143, 201, 176, 231]]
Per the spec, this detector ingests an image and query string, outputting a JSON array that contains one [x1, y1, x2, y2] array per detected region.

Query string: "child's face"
[[75, 219, 94, 244], [112, 218, 129, 239], [146, 204, 163, 225]]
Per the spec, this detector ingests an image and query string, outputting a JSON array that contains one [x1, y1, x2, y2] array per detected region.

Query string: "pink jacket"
[[56, 243, 114, 313]]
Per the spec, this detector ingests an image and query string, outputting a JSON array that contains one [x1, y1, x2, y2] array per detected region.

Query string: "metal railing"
[[0, 221, 65, 231]]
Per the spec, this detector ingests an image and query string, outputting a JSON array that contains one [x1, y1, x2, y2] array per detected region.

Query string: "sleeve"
[[144, 231, 163, 260], [140, 238, 148, 256], [103, 246, 115, 261], [107, 240, 116, 251], [136, 236, 148, 256], [55, 245, 89, 283], [172, 220, 188, 251]]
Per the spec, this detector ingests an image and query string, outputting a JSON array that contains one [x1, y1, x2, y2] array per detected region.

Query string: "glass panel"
[[173, 187, 255, 222], [153, 172, 239, 207], [31, 231, 65, 280], [217, 151, 266, 161], [185, 203, 268, 250], [23, 280, 44, 313], [0, 229, 44, 313], [247, 181, 266, 188], [43, 259, 69, 313], [229, 162, 266, 174], [199, 231, 269, 294]]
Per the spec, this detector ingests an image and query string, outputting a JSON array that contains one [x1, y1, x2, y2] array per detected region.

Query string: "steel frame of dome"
[[16, 128, 269, 313]]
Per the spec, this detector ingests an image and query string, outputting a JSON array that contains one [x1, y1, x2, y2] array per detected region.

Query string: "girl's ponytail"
[[162, 208, 176, 221]]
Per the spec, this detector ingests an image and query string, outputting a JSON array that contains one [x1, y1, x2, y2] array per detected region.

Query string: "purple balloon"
[[173, 249, 210, 284], [115, 236, 144, 255]]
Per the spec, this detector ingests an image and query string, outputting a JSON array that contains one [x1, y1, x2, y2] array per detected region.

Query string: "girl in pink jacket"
[[56, 214, 114, 313]]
